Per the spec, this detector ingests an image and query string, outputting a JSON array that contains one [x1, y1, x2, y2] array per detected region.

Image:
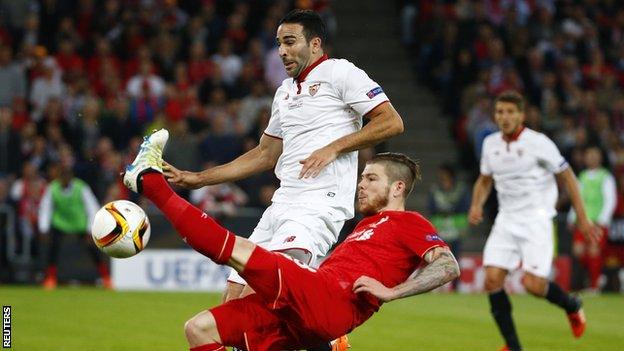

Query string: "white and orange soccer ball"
[[91, 200, 151, 258]]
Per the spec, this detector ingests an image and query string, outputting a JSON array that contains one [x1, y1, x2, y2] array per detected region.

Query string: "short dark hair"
[[278, 9, 326, 46], [438, 163, 455, 180], [368, 152, 421, 197], [494, 90, 525, 112]]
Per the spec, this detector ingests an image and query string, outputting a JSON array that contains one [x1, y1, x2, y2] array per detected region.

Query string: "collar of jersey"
[[503, 125, 525, 142], [295, 54, 328, 83]]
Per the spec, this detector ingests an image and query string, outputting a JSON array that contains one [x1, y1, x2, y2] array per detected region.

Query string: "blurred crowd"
[[0, 0, 337, 279], [402, 0, 624, 292]]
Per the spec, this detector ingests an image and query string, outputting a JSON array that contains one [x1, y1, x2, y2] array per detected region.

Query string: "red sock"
[[587, 255, 602, 289], [190, 343, 224, 351], [141, 173, 235, 264], [46, 266, 57, 279], [97, 263, 110, 279]]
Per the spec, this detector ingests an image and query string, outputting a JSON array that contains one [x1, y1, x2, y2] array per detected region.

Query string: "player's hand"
[[298, 145, 339, 179], [162, 161, 202, 189], [353, 275, 395, 302], [577, 219, 603, 245], [468, 205, 483, 225]]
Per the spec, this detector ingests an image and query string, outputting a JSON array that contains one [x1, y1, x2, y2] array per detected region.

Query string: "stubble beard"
[[357, 187, 390, 216]]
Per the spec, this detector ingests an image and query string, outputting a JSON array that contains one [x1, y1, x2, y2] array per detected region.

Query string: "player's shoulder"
[[326, 58, 364, 76], [277, 78, 292, 90], [482, 131, 502, 148], [328, 58, 356, 68], [523, 128, 556, 145], [387, 210, 435, 230]]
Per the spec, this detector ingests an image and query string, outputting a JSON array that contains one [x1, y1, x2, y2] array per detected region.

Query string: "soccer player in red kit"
[[123, 129, 460, 351]]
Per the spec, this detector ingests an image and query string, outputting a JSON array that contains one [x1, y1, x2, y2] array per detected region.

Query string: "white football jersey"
[[480, 127, 568, 217], [265, 56, 389, 220]]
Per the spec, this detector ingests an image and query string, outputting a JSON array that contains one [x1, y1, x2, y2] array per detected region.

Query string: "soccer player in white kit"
[[163, 9, 403, 350], [468, 91, 602, 351]]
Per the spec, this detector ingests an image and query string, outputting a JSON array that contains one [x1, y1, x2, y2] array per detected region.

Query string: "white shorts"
[[483, 212, 555, 278], [228, 203, 345, 285]]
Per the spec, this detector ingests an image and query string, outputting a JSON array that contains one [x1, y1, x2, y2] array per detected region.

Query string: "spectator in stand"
[[55, 39, 84, 82], [0, 106, 21, 177], [127, 60, 165, 126], [238, 81, 272, 134], [29, 57, 64, 122], [187, 41, 216, 85], [212, 38, 242, 87], [126, 60, 166, 100], [0, 45, 26, 107]]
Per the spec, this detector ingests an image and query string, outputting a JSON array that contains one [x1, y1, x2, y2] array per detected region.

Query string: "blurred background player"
[[123, 130, 459, 350], [468, 91, 601, 351], [38, 144, 109, 290], [428, 163, 470, 291], [569, 146, 616, 292]]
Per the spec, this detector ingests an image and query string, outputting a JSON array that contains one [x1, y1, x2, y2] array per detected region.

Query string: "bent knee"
[[485, 278, 504, 292], [521, 274, 547, 296], [184, 311, 219, 343]]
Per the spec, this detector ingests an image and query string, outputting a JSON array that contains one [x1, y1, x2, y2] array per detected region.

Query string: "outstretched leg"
[[122, 129, 254, 270], [122, 130, 300, 350]]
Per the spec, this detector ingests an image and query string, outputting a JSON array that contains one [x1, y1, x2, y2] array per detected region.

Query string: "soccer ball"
[[91, 200, 151, 258]]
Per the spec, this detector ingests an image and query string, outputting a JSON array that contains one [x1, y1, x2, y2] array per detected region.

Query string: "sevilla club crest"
[[309, 83, 320, 96]]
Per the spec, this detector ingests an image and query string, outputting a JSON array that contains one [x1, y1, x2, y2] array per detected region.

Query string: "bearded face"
[[357, 163, 392, 216]]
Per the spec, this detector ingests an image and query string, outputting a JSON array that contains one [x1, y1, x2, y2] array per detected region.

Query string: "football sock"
[[45, 265, 57, 278], [545, 282, 581, 313], [190, 343, 224, 351], [142, 173, 235, 264], [489, 290, 522, 351], [586, 256, 602, 290], [97, 263, 110, 279]]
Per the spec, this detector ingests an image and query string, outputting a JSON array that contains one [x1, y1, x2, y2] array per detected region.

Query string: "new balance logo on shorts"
[[283, 236, 296, 243]]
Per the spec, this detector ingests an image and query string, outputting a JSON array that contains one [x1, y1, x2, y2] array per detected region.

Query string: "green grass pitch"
[[2, 286, 622, 350]]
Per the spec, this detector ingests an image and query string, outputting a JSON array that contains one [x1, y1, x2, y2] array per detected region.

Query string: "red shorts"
[[210, 247, 373, 351]]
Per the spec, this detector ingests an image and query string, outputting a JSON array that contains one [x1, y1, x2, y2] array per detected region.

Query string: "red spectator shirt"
[[320, 210, 447, 309]]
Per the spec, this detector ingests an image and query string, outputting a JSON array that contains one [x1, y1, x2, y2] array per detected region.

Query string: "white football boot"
[[123, 129, 169, 193]]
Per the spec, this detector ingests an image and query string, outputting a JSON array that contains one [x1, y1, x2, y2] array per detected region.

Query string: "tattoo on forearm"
[[394, 252, 460, 299]]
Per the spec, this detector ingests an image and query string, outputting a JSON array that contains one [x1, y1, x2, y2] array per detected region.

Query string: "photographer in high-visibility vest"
[[38, 144, 110, 289], [569, 146, 617, 292]]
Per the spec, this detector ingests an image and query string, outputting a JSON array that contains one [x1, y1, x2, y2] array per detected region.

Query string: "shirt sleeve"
[[598, 172, 617, 226], [537, 135, 569, 173], [264, 93, 283, 139], [395, 216, 448, 259], [9, 180, 23, 201], [38, 187, 52, 234], [479, 137, 492, 175], [337, 61, 389, 117], [81, 185, 100, 233]]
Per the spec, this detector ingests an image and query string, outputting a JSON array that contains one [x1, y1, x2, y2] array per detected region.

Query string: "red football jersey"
[[320, 210, 447, 309]]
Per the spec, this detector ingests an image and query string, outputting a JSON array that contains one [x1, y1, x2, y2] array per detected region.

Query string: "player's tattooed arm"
[[353, 247, 460, 302], [395, 247, 460, 298]]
